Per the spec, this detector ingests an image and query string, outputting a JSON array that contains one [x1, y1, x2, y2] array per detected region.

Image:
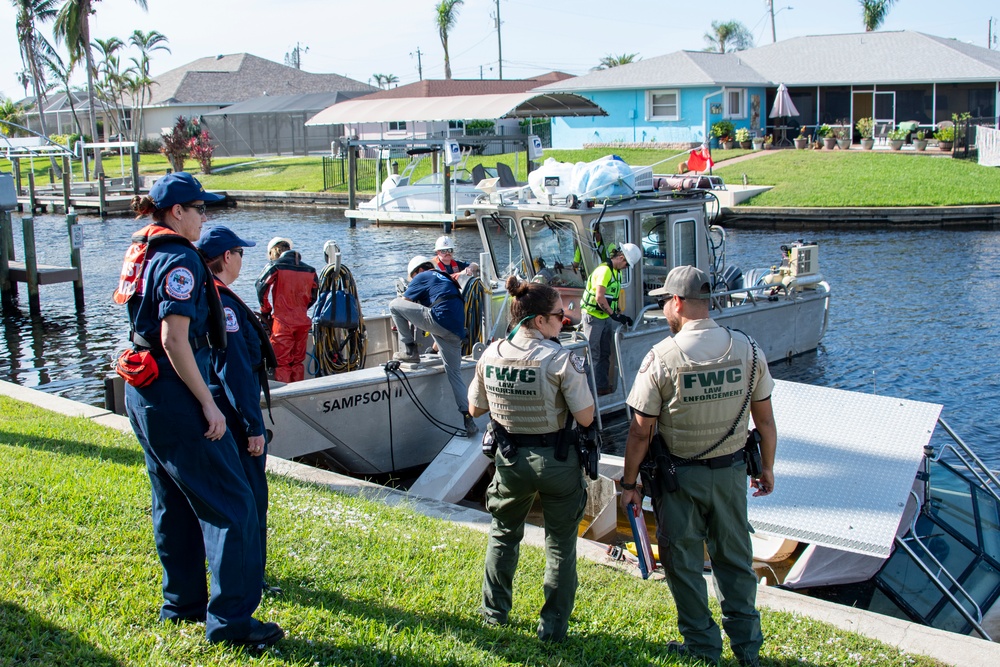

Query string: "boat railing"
[[893, 490, 992, 640], [933, 418, 1000, 505]]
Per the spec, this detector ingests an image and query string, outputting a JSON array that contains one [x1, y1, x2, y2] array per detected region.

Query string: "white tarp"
[[305, 92, 606, 126], [977, 125, 1000, 167]]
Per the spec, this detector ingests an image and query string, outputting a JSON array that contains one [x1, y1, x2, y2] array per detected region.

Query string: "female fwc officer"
[[467, 276, 594, 642], [115, 172, 282, 648]]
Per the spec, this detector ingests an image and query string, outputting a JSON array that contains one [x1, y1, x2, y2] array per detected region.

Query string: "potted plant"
[[751, 134, 764, 151], [818, 124, 836, 150], [735, 127, 751, 149], [856, 117, 875, 150], [934, 125, 954, 151], [711, 120, 735, 149], [887, 127, 908, 151], [794, 126, 809, 149], [763, 134, 774, 150], [835, 122, 852, 150], [913, 129, 928, 152]]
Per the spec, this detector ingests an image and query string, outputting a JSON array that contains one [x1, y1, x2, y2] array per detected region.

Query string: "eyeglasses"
[[181, 203, 207, 215], [657, 295, 683, 308], [230, 247, 244, 256], [438, 248, 454, 254]]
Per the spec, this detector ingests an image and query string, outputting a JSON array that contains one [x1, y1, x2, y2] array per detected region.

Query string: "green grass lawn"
[[3, 145, 999, 208], [0, 396, 947, 666]]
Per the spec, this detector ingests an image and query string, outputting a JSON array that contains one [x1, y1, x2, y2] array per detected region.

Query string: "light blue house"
[[535, 31, 1000, 148]]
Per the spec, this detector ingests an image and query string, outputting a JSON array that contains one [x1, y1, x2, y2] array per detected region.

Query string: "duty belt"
[[131, 331, 212, 355], [509, 431, 560, 448], [674, 449, 745, 469]]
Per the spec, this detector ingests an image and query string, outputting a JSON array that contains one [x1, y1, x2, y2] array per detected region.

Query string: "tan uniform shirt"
[[626, 318, 774, 459], [469, 328, 594, 434]]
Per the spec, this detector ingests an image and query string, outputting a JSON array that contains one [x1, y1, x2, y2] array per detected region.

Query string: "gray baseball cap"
[[649, 265, 711, 299]]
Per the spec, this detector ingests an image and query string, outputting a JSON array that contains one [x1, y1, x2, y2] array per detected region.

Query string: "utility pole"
[[410, 47, 423, 80], [494, 0, 503, 80], [990, 18, 998, 50], [285, 42, 309, 69], [768, 0, 777, 44]]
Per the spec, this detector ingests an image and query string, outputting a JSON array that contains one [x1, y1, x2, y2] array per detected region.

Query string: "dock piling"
[[347, 147, 357, 229], [0, 211, 13, 309], [61, 156, 71, 214], [66, 211, 85, 312], [27, 172, 37, 214], [22, 216, 40, 316], [97, 174, 107, 218]]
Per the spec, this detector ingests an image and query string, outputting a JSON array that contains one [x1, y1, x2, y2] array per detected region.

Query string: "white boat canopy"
[[305, 92, 607, 126]]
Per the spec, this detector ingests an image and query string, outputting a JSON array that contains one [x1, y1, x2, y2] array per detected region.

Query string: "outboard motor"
[[719, 264, 744, 291]]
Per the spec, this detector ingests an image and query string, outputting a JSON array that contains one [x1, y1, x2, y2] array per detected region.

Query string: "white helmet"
[[434, 235, 455, 252], [407, 255, 432, 277], [267, 237, 292, 252], [619, 242, 642, 267]]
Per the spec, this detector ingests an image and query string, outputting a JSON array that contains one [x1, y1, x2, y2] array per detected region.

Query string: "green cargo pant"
[[482, 445, 587, 641], [653, 460, 763, 665]]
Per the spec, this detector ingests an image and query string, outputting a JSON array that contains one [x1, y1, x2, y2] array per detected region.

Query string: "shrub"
[[735, 127, 750, 142], [138, 137, 162, 153], [887, 127, 909, 141], [817, 124, 832, 138], [710, 120, 735, 141], [934, 126, 954, 142], [855, 117, 875, 139], [188, 130, 215, 174]]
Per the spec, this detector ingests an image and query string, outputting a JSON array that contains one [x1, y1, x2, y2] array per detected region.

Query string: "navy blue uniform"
[[403, 269, 466, 338], [209, 281, 270, 586], [124, 238, 263, 642]]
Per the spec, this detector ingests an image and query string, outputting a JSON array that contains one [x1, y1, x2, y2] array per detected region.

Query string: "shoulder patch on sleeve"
[[639, 350, 655, 373], [569, 353, 586, 374], [164, 267, 196, 300], [224, 306, 239, 332]]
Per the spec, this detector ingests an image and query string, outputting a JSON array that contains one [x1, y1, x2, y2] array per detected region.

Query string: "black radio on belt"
[[744, 428, 763, 478], [481, 420, 517, 459]]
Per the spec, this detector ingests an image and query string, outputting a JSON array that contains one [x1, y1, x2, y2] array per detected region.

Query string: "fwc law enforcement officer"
[[117, 173, 283, 648], [619, 265, 776, 667], [467, 276, 595, 642], [580, 242, 641, 395], [195, 225, 281, 598]]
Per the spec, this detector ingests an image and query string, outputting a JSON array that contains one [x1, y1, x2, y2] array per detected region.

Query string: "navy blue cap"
[[150, 172, 224, 209], [195, 225, 256, 259]]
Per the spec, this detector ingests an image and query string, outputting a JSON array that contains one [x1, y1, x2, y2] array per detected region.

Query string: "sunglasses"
[[657, 295, 683, 308], [230, 247, 244, 256], [548, 309, 565, 320], [438, 248, 454, 254], [181, 203, 207, 215]]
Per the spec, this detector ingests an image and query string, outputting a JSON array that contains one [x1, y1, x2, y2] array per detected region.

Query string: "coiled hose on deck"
[[461, 275, 486, 354], [311, 263, 367, 376]]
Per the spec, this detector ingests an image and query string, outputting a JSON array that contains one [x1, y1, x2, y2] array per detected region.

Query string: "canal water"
[[2, 207, 998, 469]]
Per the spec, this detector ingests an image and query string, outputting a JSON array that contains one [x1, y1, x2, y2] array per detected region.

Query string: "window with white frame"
[[388, 121, 407, 131], [647, 90, 679, 121], [725, 89, 746, 119]]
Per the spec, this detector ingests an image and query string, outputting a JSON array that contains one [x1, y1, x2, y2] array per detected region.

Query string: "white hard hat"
[[267, 237, 292, 252], [434, 235, 454, 252], [407, 255, 432, 277], [619, 242, 642, 267]]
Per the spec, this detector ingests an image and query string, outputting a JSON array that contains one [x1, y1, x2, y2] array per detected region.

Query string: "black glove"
[[610, 312, 633, 327]]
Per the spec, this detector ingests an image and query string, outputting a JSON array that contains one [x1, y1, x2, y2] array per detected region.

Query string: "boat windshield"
[[521, 217, 586, 288], [482, 214, 526, 278]]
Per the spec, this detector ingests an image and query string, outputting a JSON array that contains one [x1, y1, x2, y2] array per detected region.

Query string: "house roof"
[[202, 91, 369, 116], [360, 72, 574, 99], [536, 31, 1000, 92], [147, 53, 375, 106], [305, 92, 606, 125], [535, 51, 769, 92]]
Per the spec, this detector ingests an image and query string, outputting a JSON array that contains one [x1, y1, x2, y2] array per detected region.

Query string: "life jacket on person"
[[432, 256, 463, 275], [580, 261, 621, 318], [113, 223, 227, 352], [255, 250, 318, 328], [215, 276, 278, 423]]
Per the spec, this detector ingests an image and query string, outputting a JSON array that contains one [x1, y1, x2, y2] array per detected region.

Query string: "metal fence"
[[954, 116, 1000, 161]]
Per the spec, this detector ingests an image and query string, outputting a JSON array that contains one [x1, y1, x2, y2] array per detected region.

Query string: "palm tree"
[[0, 96, 27, 136], [127, 30, 169, 143], [703, 20, 755, 53], [42, 50, 83, 136], [593, 53, 640, 71], [14, 0, 62, 174], [54, 0, 149, 174], [435, 0, 464, 80], [859, 0, 897, 31]]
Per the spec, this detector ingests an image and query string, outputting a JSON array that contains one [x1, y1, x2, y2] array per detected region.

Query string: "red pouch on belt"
[[115, 349, 159, 387]]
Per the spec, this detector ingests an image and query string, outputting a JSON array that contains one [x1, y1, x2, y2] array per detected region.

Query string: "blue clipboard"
[[627, 502, 656, 579]]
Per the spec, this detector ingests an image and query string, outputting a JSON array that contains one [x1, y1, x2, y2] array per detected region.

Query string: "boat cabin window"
[[639, 211, 697, 300], [591, 217, 632, 284], [522, 217, 586, 288], [481, 215, 526, 278]]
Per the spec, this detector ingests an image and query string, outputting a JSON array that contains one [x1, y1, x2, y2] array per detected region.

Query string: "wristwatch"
[[619, 476, 637, 491]]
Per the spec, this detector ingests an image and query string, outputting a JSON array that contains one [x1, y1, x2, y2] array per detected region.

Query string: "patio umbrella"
[[769, 83, 799, 119]]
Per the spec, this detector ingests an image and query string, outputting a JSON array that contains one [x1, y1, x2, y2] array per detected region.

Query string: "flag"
[[687, 145, 714, 173]]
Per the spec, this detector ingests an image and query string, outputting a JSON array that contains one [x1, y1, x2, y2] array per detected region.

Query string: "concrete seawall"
[[2, 378, 999, 666]]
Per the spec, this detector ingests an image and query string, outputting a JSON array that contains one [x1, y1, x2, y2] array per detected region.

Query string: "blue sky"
[[0, 0, 994, 103]]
